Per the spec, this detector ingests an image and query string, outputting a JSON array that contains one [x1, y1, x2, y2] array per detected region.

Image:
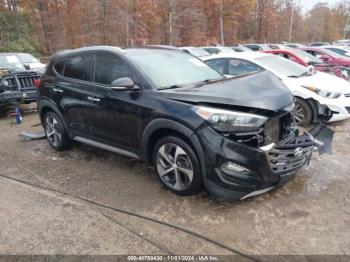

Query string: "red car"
[[299, 47, 350, 67], [262, 49, 349, 80]]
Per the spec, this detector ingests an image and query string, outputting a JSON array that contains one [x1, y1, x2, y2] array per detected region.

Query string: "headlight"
[[0, 79, 9, 87], [193, 106, 268, 132], [301, 85, 342, 99]]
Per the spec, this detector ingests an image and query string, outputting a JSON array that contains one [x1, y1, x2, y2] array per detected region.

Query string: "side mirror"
[[24, 64, 30, 70], [110, 77, 137, 90]]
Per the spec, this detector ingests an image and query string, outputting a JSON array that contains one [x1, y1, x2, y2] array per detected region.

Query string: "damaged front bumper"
[[198, 125, 330, 201], [0, 90, 22, 107]]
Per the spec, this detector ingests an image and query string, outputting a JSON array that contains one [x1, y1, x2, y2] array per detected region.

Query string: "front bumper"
[[198, 126, 315, 200], [0, 91, 22, 106], [320, 96, 350, 122]]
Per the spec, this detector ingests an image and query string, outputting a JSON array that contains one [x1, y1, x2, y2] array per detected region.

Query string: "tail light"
[[34, 79, 41, 89]]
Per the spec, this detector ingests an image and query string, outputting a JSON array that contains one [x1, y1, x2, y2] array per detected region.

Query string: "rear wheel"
[[43, 111, 71, 151], [153, 135, 202, 196], [294, 98, 313, 126]]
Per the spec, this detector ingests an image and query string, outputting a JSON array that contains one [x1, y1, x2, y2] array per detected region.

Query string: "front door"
[[89, 54, 142, 150]]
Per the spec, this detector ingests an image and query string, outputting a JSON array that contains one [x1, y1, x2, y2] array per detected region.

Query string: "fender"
[[141, 118, 206, 176]]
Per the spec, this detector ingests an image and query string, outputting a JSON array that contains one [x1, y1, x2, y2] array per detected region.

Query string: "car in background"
[[333, 40, 350, 46], [201, 46, 236, 55], [262, 49, 350, 81], [244, 44, 272, 51], [284, 43, 306, 48], [0, 53, 40, 106], [202, 52, 350, 126], [320, 46, 350, 57], [231, 45, 252, 52], [309, 42, 330, 47], [16, 53, 46, 74], [300, 47, 350, 68], [36, 46, 317, 200], [179, 46, 210, 57], [267, 44, 292, 50]]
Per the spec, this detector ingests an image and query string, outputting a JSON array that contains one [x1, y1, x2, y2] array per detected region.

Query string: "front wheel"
[[153, 136, 202, 196], [294, 98, 313, 127]]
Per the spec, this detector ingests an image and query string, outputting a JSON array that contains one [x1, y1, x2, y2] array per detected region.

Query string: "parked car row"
[[34, 46, 344, 201]]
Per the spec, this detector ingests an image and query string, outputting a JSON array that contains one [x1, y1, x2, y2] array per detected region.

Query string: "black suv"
[[0, 53, 40, 107], [37, 46, 315, 200]]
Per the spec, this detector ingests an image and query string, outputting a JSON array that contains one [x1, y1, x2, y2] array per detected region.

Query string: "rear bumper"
[[197, 126, 315, 201]]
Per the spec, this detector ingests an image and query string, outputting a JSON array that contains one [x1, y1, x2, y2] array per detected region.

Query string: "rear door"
[[52, 54, 97, 138]]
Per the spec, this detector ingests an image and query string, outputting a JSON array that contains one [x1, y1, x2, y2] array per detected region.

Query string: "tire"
[[153, 135, 202, 196], [43, 111, 71, 151], [294, 98, 313, 127]]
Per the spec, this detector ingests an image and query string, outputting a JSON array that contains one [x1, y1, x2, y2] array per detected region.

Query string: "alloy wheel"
[[45, 115, 62, 147], [156, 143, 194, 191], [294, 103, 305, 124]]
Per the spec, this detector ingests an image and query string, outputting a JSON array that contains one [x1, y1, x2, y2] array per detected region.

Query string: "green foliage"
[[0, 10, 39, 54]]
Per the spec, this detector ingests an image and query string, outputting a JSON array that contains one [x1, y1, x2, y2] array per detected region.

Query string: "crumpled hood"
[[157, 71, 294, 111], [291, 71, 350, 94]]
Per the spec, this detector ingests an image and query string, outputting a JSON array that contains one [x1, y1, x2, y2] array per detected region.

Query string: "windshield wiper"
[[288, 71, 310, 78], [159, 84, 187, 90]]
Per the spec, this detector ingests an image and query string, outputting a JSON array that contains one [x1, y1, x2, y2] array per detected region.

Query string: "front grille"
[[14, 71, 40, 91], [345, 93, 350, 98], [268, 140, 314, 175]]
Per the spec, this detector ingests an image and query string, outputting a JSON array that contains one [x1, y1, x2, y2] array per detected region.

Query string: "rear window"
[[64, 56, 92, 81], [53, 55, 92, 81], [54, 60, 65, 75]]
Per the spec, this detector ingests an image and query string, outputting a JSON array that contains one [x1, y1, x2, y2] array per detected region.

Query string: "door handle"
[[52, 88, 63, 93], [87, 96, 100, 102]]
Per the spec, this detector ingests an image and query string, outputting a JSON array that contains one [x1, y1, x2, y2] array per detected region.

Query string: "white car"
[[16, 53, 46, 74], [202, 52, 350, 125], [201, 46, 236, 55], [179, 47, 211, 58]]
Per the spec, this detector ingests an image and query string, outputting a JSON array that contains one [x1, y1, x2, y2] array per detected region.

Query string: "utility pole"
[[288, 0, 301, 42], [219, 0, 224, 45]]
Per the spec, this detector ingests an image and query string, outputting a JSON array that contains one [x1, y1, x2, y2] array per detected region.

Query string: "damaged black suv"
[[0, 53, 40, 107], [37, 46, 315, 200]]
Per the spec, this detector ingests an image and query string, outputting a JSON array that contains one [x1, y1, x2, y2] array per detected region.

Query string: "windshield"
[[256, 55, 308, 78], [319, 48, 343, 58], [218, 47, 236, 53], [324, 47, 349, 56], [18, 53, 39, 63], [293, 50, 323, 64], [127, 51, 224, 90], [0, 55, 25, 70]]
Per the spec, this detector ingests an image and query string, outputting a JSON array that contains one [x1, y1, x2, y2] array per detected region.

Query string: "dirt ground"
[[0, 105, 349, 256]]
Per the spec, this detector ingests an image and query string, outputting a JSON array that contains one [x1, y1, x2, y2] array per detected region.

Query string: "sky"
[[301, 0, 341, 12]]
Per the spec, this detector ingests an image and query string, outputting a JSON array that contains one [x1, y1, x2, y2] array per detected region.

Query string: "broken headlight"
[[193, 106, 268, 132], [302, 85, 342, 99]]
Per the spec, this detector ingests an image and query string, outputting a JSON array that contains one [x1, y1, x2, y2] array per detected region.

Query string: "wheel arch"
[[38, 99, 70, 135], [141, 118, 206, 176]]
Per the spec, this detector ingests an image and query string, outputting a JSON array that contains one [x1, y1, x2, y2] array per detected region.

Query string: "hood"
[[290, 71, 350, 93], [337, 58, 350, 65], [157, 71, 294, 111]]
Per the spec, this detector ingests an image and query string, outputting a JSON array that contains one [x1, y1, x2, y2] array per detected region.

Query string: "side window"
[[64, 55, 92, 81], [94, 55, 132, 85], [206, 59, 226, 74], [228, 59, 263, 76], [54, 60, 65, 76]]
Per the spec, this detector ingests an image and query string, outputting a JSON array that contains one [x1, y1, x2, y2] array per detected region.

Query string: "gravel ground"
[[0, 106, 349, 256]]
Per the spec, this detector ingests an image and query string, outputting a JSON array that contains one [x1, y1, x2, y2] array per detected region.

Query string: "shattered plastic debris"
[[19, 130, 46, 141]]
